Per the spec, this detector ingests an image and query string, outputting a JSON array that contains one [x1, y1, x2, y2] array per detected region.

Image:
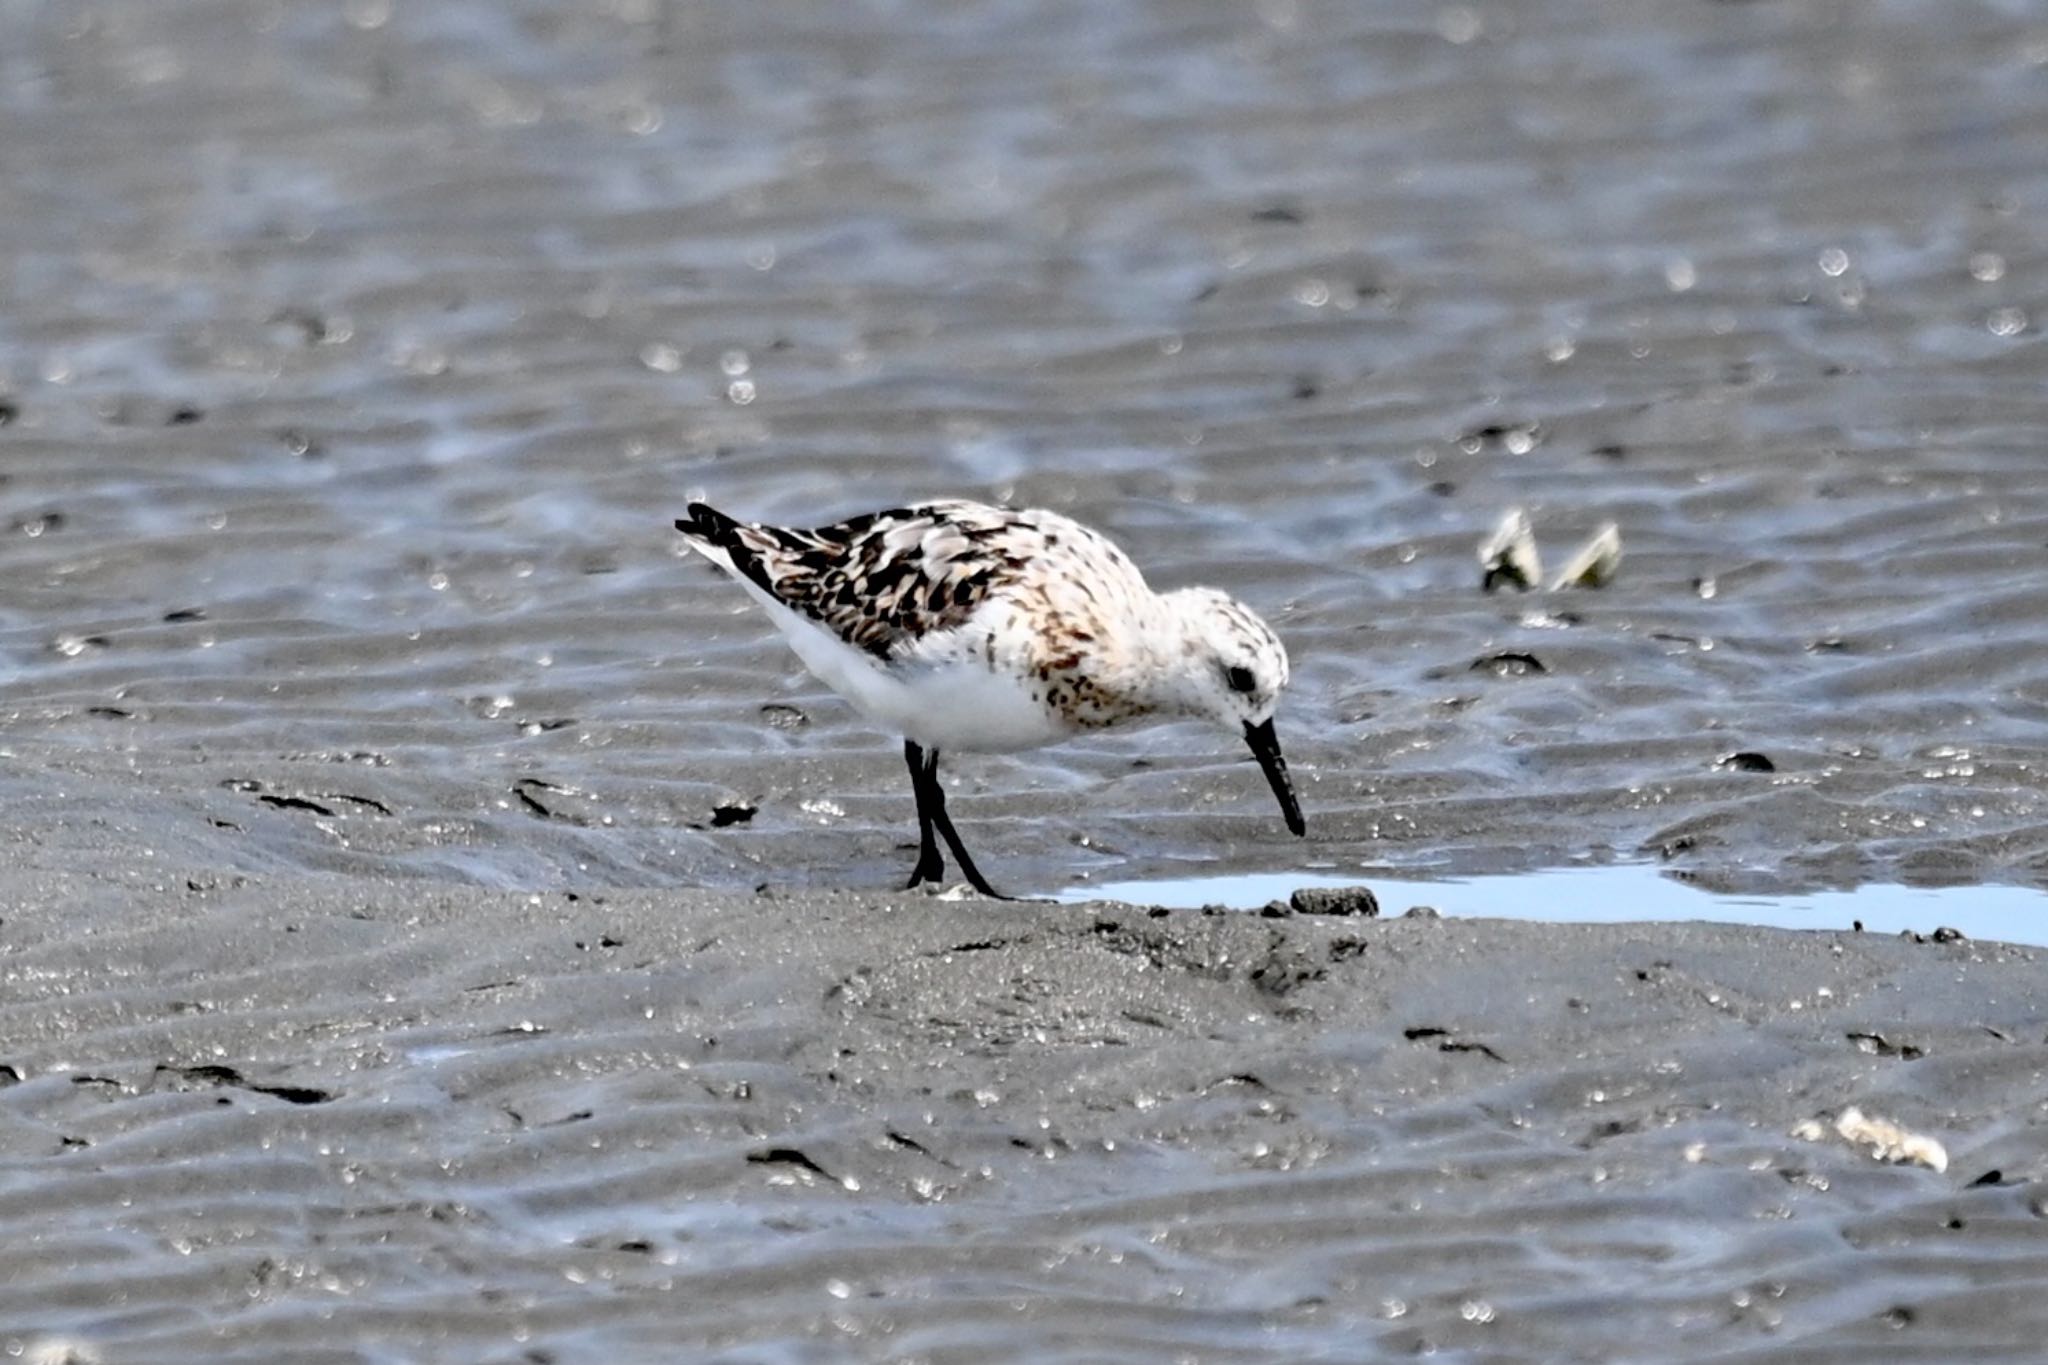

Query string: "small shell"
[[1831, 1105, 1948, 1173], [24, 1338, 99, 1365], [1478, 507, 1542, 593], [1550, 522, 1623, 590]]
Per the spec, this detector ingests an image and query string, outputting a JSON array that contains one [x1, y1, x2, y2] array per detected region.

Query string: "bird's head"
[[1157, 587, 1304, 836]]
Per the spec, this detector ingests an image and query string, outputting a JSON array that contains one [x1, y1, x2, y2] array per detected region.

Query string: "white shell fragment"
[[1479, 507, 1542, 592], [1478, 509, 1623, 593], [1805, 1106, 1949, 1173], [23, 1338, 99, 1365], [1550, 522, 1623, 590]]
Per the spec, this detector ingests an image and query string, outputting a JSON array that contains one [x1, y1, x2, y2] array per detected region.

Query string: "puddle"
[[1065, 864, 2048, 947]]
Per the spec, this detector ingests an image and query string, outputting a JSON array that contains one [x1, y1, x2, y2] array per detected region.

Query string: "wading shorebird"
[[675, 499, 1304, 896]]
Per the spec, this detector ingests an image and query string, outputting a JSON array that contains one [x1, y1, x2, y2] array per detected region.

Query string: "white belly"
[[743, 585, 1070, 752], [886, 660, 1072, 751]]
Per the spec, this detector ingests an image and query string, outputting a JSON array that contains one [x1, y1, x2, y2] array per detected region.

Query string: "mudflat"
[[5, 872, 2047, 1362], [3, 0, 2048, 1359]]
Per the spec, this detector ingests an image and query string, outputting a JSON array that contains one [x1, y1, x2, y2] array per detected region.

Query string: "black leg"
[[921, 750, 1004, 899], [904, 739, 945, 888]]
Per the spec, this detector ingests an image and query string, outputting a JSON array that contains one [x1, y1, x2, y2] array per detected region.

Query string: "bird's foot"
[[904, 867, 1015, 901], [904, 855, 947, 890]]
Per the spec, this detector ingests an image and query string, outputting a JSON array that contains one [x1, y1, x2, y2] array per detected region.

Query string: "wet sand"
[[6, 870, 2048, 1362], [1, 0, 2045, 896], [5, 0, 2048, 1358]]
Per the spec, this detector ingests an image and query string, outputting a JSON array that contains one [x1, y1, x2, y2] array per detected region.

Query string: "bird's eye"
[[1224, 665, 1258, 695]]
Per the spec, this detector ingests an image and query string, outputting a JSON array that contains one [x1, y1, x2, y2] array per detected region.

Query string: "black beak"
[[1243, 718, 1306, 836]]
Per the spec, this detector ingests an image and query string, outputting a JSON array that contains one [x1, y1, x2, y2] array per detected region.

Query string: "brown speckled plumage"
[[678, 499, 1155, 724], [680, 501, 1108, 649], [675, 497, 1304, 892]]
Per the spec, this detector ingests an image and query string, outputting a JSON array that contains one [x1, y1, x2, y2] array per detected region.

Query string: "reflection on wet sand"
[[1072, 863, 2048, 945]]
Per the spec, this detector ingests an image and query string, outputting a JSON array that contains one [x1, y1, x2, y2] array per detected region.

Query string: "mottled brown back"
[[679, 500, 1052, 660]]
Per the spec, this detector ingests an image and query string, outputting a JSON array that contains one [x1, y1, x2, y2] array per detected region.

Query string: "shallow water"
[[1073, 864, 2048, 945], [2, 0, 2047, 899]]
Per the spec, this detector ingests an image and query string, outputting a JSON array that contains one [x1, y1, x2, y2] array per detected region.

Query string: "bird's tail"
[[676, 499, 757, 568], [674, 500, 742, 548], [675, 500, 769, 591]]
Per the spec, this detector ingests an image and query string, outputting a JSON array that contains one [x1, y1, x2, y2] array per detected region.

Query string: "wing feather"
[[677, 500, 1038, 660]]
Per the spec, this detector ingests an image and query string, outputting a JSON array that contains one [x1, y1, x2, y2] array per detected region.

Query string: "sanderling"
[[675, 499, 1304, 896]]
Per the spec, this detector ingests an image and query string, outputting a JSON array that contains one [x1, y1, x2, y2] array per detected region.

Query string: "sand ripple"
[[0, 0, 2044, 896], [5, 888, 2047, 1362], [3, 0, 2048, 1357]]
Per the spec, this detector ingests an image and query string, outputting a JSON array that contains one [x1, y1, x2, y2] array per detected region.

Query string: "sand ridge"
[[3, 873, 2047, 1361]]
